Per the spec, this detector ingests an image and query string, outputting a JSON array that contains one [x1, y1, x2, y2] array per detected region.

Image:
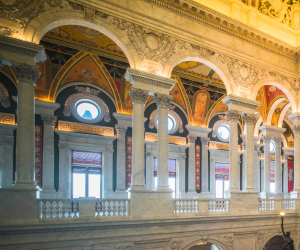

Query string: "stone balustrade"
[[38, 198, 130, 220], [259, 198, 296, 212], [174, 199, 198, 215]]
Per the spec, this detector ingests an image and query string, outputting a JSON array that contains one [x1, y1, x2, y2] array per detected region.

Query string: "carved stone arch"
[[257, 230, 283, 250], [182, 236, 232, 250], [23, 10, 141, 70], [254, 116, 263, 136], [209, 112, 243, 136], [266, 97, 288, 126], [250, 76, 297, 112], [162, 51, 235, 96]]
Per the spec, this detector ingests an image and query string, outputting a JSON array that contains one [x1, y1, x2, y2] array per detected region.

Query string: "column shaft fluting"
[[13, 63, 39, 187], [154, 93, 172, 190], [227, 110, 240, 191], [263, 137, 271, 193], [242, 113, 256, 191], [129, 88, 148, 189]]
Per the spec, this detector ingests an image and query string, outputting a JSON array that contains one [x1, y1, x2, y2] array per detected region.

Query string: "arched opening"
[[263, 235, 284, 250], [188, 242, 223, 250]]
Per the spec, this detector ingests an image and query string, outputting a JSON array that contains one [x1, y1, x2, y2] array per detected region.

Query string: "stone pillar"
[[40, 115, 57, 198], [242, 113, 257, 192], [115, 125, 128, 196], [262, 136, 271, 194], [283, 154, 289, 198], [254, 143, 262, 192], [154, 93, 173, 191], [13, 63, 40, 188], [145, 149, 154, 190], [0, 136, 14, 188], [57, 140, 68, 198], [274, 137, 283, 195], [227, 109, 240, 193], [187, 135, 197, 195], [210, 156, 216, 197], [201, 137, 210, 193], [179, 153, 186, 198], [103, 145, 114, 198], [129, 88, 148, 191]]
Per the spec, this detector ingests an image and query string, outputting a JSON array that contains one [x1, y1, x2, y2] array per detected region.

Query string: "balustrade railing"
[[281, 199, 296, 210], [38, 198, 130, 220], [39, 199, 79, 219], [174, 199, 197, 214], [259, 199, 274, 211], [207, 199, 228, 213], [96, 199, 129, 217]]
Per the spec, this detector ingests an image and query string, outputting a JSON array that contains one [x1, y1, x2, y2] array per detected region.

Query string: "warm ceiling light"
[[280, 211, 285, 218], [196, 242, 207, 245]]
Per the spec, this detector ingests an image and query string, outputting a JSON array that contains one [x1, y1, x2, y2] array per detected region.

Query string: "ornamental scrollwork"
[[12, 63, 40, 83], [129, 88, 148, 104], [242, 113, 257, 125], [170, 240, 184, 250], [41, 114, 57, 126], [227, 110, 240, 122], [154, 93, 173, 109]]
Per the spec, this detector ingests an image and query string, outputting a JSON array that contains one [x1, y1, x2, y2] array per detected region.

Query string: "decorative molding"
[[3, 138, 14, 146], [35, 100, 60, 112], [145, 132, 186, 145], [63, 87, 110, 123], [12, 63, 40, 83], [154, 93, 173, 109], [0, 112, 15, 125], [148, 107, 184, 134], [129, 87, 148, 104], [41, 115, 57, 126], [227, 110, 240, 122], [212, 114, 230, 142], [273, 136, 283, 145], [262, 136, 272, 143], [0, 82, 10, 108], [58, 143, 67, 150], [242, 113, 257, 125], [170, 240, 184, 250], [201, 137, 210, 146]]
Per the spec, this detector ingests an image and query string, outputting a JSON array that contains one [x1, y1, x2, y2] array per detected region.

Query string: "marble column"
[[0, 137, 14, 188], [154, 93, 173, 191], [104, 146, 114, 198], [274, 137, 283, 194], [115, 125, 128, 194], [262, 136, 271, 193], [242, 113, 257, 192], [283, 154, 289, 198], [210, 156, 216, 197], [227, 110, 240, 193], [201, 137, 210, 193], [57, 141, 68, 198], [145, 150, 154, 190], [129, 88, 148, 190], [40, 115, 57, 198], [187, 135, 197, 194], [13, 63, 40, 188], [179, 153, 186, 197], [254, 144, 262, 192]]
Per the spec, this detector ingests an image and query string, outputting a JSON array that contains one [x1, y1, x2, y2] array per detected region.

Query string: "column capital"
[[227, 110, 240, 122], [188, 135, 197, 144], [293, 125, 300, 136], [154, 93, 173, 109], [242, 113, 257, 125], [262, 136, 272, 143], [129, 87, 148, 104], [41, 115, 57, 126], [201, 137, 210, 145], [115, 125, 127, 138], [12, 63, 40, 83], [273, 136, 283, 145], [254, 144, 263, 152]]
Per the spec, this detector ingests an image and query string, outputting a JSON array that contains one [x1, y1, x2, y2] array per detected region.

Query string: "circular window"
[[217, 125, 230, 140], [270, 141, 275, 153], [156, 115, 176, 131], [76, 100, 100, 120]]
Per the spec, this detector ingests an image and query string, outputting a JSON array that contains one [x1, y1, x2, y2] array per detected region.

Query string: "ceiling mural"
[[271, 100, 289, 126]]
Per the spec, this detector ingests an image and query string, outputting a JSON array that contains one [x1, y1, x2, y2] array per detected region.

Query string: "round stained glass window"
[[218, 125, 230, 140], [156, 115, 175, 131], [270, 141, 275, 152], [76, 100, 100, 120]]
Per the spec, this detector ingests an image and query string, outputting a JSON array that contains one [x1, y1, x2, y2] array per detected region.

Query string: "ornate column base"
[[114, 189, 128, 199], [229, 190, 259, 215], [224, 188, 241, 199]]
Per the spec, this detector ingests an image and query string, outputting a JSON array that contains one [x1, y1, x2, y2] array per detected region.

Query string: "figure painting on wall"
[[193, 91, 209, 120], [120, 73, 133, 113]]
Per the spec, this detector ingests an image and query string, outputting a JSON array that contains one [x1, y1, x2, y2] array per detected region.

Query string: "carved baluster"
[[42, 201, 47, 219], [104, 201, 108, 216], [96, 201, 101, 217], [49, 201, 54, 218], [73, 200, 78, 218], [61, 201, 66, 218]]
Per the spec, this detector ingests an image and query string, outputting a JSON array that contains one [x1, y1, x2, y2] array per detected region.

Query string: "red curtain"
[[288, 160, 294, 193]]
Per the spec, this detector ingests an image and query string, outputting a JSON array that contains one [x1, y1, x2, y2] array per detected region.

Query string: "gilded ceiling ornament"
[[259, 0, 300, 29]]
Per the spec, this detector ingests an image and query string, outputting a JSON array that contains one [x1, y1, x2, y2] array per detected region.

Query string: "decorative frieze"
[[58, 120, 114, 137], [0, 112, 15, 125], [145, 132, 186, 145], [129, 87, 148, 104], [154, 93, 173, 109]]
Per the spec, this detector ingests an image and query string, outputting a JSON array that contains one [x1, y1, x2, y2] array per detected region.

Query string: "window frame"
[[71, 150, 103, 199]]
